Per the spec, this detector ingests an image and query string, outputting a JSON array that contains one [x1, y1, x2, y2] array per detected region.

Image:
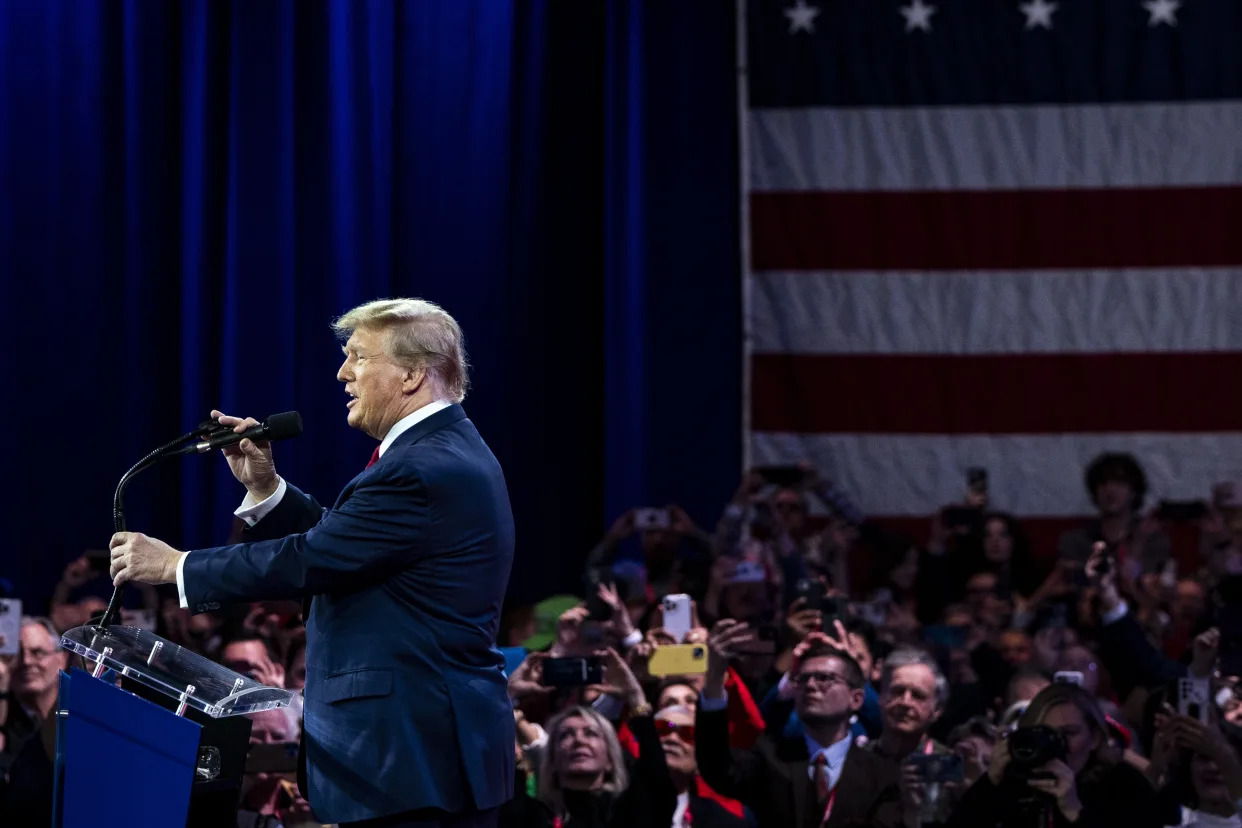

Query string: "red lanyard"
[[819, 787, 838, 827]]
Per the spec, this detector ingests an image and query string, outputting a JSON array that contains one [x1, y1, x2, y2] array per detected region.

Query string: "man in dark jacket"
[[695, 620, 901, 827]]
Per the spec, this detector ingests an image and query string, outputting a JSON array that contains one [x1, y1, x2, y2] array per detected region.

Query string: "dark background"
[[0, 0, 741, 610]]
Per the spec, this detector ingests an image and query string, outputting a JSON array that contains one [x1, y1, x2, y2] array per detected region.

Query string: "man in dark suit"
[[109, 298, 516, 828], [695, 620, 901, 828]]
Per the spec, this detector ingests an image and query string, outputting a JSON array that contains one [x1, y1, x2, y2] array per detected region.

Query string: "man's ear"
[[402, 365, 427, 395], [850, 687, 865, 712]]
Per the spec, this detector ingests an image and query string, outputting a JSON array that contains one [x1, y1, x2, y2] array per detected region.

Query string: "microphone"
[[170, 411, 303, 456]]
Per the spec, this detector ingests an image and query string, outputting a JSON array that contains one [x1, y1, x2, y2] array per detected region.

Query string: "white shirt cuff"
[[1101, 599, 1129, 626], [176, 551, 190, 609], [699, 691, 729, 712], [235, 477, 287, 527]]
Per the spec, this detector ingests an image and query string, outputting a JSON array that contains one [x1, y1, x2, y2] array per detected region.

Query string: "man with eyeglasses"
[[694, 619, 901, 827], [2, 618, 67, 772]]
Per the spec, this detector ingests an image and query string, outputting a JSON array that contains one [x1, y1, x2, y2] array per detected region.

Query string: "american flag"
[[743, 0, 1242, 557]]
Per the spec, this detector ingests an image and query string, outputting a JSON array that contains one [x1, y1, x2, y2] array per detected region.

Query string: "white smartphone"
[[1053, 671, 1084, 687], [661, 594, 693, 643], [634, 508, 671, 531], [0, 599, 20, 656], [1178, 677, 1211, 725]]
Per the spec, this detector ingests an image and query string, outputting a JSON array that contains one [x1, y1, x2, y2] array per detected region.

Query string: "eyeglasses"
[[655, 721, 695, 743], [794, 671, 850, 688], [19, 648, 57, 662]]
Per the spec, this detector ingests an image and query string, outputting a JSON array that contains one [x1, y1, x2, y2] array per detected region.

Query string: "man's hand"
[[109, 532, 182, 586], [507, 652, 553, 702], [705, 619, 754, 696], [606, 510, 637, 542], [1191, 627, 1221, 679], [551, 606, 590, 657], [785, 597, 822, 643], [211, 410, 279, 501], [1086, 541, 1122, 614], [61, 557, 93, 589], [1027, 758, 1082, 821]]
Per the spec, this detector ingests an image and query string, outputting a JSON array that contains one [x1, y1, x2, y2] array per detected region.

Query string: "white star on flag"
[[900, 0, 937, 33], [784, 0, 821, 34], [1019, 0, 1058, 29], [1143, 0, 1180, 26]]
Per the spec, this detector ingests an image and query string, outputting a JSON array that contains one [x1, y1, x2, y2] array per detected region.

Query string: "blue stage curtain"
[[0, 0, 739, 610]]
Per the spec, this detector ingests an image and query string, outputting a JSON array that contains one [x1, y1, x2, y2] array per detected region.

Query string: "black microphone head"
[[263, 411, 303, 441]]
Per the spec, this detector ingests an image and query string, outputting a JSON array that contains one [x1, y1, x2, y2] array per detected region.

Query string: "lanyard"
[[819, 787, 838, 827]]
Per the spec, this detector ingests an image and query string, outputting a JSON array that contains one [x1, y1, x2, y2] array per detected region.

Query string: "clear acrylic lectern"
[[55, 624, 296, 827]]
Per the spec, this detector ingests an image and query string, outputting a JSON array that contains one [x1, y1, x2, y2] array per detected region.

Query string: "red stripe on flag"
[[750, 187, 1242, 271], [751, 352, 1242, 434]]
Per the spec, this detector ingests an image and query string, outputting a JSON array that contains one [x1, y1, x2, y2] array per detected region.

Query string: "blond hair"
[[332, 298, 469, 403], [538, 706, 629, 815]]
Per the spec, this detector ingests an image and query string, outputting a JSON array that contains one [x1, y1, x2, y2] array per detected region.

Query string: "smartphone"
[[634, 508, 671, 531], [541, 656, 604, 687], [1178, 677, 1211, 725], [907, 753, 964, 784], [661, 594, 694, 643], [0, 599, 21, 656], [648, 644, 709, 677], [967, 467, 988, 494], [1053, 671, 1084, 687], [796, 578, 826, 611], [754, 465, 806, 488], [1157, 500, 1209, 522], [246, 741, 300, 775]]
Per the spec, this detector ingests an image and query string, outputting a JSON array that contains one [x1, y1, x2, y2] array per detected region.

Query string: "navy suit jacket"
[[182, 405, 516, 824]]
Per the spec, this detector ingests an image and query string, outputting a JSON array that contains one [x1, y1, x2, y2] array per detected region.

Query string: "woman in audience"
[[946, 682, 1163, 827], [499, 648, 677, 828]]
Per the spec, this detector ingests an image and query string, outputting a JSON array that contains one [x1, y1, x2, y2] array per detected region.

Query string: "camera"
[[1005, 725, 1067, 779], [907, 753, 964, 784]]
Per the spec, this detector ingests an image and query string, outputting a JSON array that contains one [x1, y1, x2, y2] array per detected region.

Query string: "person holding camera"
[[944, 683, 1162, 827]]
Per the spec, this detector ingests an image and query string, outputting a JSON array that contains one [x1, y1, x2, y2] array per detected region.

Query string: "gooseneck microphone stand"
[[96, 421, 228, 630]]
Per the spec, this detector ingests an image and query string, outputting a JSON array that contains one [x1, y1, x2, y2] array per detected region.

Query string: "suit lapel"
[[775, 733, 813, 826]]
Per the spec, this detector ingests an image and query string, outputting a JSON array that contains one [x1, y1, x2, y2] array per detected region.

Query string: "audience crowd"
[[6, 450, 1242, 828]]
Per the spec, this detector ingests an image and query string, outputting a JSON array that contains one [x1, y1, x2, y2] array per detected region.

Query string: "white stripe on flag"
[[751, 431, 1242, 516], [748, 102, 1242, 192], [750, 268, 1242, 355]]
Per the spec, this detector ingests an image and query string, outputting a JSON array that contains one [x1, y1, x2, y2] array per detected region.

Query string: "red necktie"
[[365, 446, 380, 469], [813, 753, 831, 804]]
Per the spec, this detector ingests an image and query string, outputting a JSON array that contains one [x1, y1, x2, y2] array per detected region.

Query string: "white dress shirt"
[[176, 400, 452, 608], [805, 729, 852, 790]]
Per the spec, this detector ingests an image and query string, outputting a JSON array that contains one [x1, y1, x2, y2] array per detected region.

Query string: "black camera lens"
[[693, 647, 704, 658]]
